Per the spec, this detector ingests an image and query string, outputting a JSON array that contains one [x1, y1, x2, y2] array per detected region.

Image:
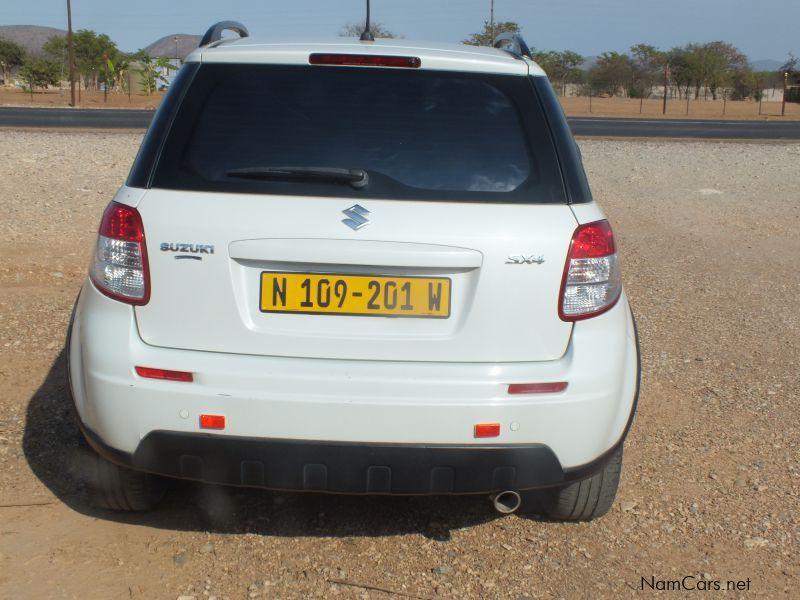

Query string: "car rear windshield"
[[149, 64, 566, 203]]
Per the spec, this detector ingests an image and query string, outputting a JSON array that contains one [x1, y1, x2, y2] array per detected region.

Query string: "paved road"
[[0, 107, 155, 130], [569, 117, 800, 140], [2, 106, 800, 139]]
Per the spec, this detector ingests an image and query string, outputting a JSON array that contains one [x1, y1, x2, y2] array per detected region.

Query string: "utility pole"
[[782, 71, 788, 117], [490, 0, 495, 44], [66, 0, 76, 106], [360, 0, 374, 41], [662, 62, 668, 115], [102, 52, 108, 103]]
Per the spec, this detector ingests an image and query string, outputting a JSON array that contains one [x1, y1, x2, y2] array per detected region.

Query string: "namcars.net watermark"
[[641, 575, 752, 592]]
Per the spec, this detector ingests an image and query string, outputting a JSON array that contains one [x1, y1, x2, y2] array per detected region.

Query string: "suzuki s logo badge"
[[506, 254, 545, 265], [342, 204, 370, 231]]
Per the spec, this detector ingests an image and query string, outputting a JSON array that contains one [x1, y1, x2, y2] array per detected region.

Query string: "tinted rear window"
[[150, 64, 566, 203]]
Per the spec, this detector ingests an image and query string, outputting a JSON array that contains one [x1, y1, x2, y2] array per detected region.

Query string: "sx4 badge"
[[506, 254, 545, 265]]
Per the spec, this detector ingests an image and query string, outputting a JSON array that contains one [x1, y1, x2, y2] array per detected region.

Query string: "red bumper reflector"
[[134, 366, 193, 382], [309, 53, 421, 68], [474, 423, 501, 438], [200, 414, 225, 430], [508, 382, 568, 394]]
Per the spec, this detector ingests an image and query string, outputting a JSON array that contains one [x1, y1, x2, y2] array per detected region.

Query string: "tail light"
[[90, 202, 150, 305], [559, 220, 621, 321]]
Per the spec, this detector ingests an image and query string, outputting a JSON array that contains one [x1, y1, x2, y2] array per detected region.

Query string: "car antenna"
[[360, 0, 375, 41]]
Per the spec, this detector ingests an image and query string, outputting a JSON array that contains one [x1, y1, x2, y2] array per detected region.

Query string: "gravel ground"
[[0, 131, 798, 599]]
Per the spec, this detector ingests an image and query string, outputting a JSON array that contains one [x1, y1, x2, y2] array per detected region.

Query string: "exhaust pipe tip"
[[491, 490, 522, 514]]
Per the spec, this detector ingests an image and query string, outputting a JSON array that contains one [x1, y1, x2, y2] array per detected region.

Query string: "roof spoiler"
[[199, 21, 249, 47], [493, 33, 532, 60]]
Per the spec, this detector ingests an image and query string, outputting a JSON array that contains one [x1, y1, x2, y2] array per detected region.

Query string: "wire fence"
[[559, 96, 800, 119]]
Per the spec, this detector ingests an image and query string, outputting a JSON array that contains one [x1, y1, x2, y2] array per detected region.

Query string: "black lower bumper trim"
[[136, 432, 567, 494], [86, 429, 575, 494]]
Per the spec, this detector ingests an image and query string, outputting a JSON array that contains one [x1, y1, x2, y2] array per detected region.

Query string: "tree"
[[463, 21, 521, 46], [75, 30, 122, 90], [780, 52, 798, 86], [131, 50, 170, 96], [553, 51, 584, 95], [629, 44, 667, 98], [530, 49, 584, 95], [339, 21, 400, 38], [588, 52, 635, 96], [700, 41, 747, 99], [728, 67, 758, 100], [103, 55, 131, 94], [43, 35, 67, 67], [42, 34, 69, 84], [0, 38, 26, 85], [531, 50, 559, 78], [665, 42, 748, 100], [19, 57, 60, 99], [666, 46, 693, 99], [44, 30, 122, 91], [781, 52, 798, 73]]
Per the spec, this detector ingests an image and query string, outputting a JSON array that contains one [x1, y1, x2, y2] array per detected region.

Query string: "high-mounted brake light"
[[309, 53, 421, 68], [90, 201, 150, 305], [559, 220, 622, 321], [135, 366, 193, 382]]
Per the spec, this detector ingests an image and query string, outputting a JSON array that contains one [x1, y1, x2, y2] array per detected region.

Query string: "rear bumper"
[[68, 280, 639, 491], [80, 426, 570, 494]]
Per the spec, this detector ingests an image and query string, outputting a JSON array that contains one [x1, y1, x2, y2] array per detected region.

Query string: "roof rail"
[[493, 33, 532, 60], [199, 21, 249, 47]]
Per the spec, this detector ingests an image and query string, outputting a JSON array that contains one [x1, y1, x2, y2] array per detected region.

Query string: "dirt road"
[[0, 132, 798, 599]]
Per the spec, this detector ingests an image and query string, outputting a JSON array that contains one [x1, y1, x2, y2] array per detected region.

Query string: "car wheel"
[[86, 451, 165, 511], [66, 296, 164, 512], [522, 445, 623, 521]]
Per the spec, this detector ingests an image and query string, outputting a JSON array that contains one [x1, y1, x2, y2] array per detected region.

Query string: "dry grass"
[[0, 87, 165, 109]]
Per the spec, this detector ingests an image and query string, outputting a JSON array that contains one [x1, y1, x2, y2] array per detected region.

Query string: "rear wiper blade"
[[226, 166, 369, 189]]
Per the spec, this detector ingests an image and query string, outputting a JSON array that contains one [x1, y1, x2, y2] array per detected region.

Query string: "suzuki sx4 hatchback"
[[67, 24, 639, 520]]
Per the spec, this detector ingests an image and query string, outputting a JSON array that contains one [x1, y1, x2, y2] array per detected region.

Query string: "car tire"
[[65, 294, 164, 512], [87, 452, 165, 511], [522, 445, 623, 521]]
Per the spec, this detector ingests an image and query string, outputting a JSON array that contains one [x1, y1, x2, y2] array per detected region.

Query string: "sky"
[[3, 0, 798, 61]]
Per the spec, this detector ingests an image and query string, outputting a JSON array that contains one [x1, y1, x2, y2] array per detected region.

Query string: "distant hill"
[[0, 25, 66, 56], [143, 34, 202, 59], [0, 26, 202, 60], [751, 59, 783, 72]]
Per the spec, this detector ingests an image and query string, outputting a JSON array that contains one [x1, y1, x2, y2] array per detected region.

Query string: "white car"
[[67, 22, 639, 520]]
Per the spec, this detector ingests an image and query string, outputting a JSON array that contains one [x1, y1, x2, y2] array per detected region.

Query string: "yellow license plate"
[[260, 272, 451, 318]]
